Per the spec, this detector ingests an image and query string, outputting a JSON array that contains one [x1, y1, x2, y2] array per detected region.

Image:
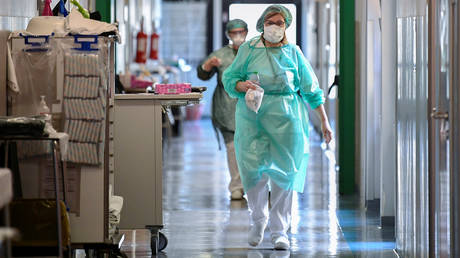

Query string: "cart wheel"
[[109, 249, 128, 258], [150, 235, 158, 255], [158, 231, 168, 251]]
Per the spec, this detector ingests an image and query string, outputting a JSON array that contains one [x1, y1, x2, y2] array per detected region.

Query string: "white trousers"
[[246, 174, 293, 236], [226, 141, 243, 192]]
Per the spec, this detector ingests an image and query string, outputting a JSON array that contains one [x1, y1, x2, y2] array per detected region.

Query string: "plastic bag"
[[0, 116, 46, 136], [10, 35, 57, 116], [245, 86, 264, 113]]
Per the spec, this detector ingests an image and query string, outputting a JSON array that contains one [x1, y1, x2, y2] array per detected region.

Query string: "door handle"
[[431, 108, 449, 120], [431, 108, 449, 140], [328, 75, 340, 96]]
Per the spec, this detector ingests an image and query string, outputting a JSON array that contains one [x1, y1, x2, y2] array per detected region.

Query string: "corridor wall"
[[380, 0, 397, 226], [395, 1, 430, 257], [355, 0, 398, 229]]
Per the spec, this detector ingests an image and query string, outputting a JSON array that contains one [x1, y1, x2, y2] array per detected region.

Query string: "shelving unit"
[[8, 35, 124, 256]]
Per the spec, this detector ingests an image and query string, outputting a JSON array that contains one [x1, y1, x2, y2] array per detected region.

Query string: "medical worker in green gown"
[[197, 19, 248, 200], [222, 5, 332, 250]]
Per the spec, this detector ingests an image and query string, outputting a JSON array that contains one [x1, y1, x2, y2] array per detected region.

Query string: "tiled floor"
[[119, 119, 397, 257]]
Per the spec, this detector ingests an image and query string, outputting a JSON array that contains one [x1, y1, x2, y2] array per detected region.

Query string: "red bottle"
[[135, 17, 148, 63], [149, 26, 159, 60]]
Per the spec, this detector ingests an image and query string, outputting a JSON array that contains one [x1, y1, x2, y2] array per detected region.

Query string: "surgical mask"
[[263, 25, 285, 43], [231, 34, 245, 46]]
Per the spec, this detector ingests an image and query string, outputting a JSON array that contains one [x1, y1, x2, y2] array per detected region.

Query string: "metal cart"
[[113, 93, 202, 254], [0, 135, 67, 257], [8, 35, 126, 257]]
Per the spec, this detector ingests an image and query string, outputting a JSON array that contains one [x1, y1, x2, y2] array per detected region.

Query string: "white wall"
[[366, 0, 382, 202], [0, 0, 37, 31], [355, 0, 367, 207], [355, 0, 402, 218], [212, 0, 222, 52], [380, 0, 397, 219]]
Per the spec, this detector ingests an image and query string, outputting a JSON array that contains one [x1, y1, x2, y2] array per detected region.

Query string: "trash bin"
[[185, 103, 204, 120]]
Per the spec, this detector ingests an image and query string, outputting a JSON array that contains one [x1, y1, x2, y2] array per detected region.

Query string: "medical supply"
[[263, 25, 285, 43], [256, 5, 293, 32], [245, 86, 264, 113], [155, 83, 192, 95], [226, 19, 248, 32], [38, 96, 51, 121], [62, 38, 105, 165]]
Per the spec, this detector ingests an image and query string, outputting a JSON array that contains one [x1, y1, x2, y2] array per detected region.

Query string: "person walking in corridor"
[[197, 19, 249, 200], [222, 5, 332, 250]]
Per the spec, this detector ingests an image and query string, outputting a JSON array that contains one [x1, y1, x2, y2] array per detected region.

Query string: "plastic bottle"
[[38, 95, 51, 121]]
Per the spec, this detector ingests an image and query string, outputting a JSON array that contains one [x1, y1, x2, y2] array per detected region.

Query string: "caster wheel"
[[109, 250, 128, 258], [150, 231, 168, 254], [158, 231, 168, 251], [150, 235, 158, 255]]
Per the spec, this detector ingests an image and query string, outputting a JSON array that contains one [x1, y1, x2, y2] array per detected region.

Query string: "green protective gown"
[[222, 36, 325, 193], [197, 45, 238, 144]]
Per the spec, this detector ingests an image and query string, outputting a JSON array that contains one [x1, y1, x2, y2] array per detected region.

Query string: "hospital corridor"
[[0, 0, 460, 257], [119, 119, 396, 257]]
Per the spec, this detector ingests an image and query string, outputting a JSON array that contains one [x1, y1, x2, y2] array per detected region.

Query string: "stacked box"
[[155, 83, 192, 94]]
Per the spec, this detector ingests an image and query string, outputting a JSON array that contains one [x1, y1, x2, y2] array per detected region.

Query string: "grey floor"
[[120, 119, 398, 257]]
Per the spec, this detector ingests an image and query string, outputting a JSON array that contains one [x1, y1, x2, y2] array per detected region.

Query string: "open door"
[[429, 0, 460, 256], [451, 0, 460, 255], [428, 0, 452, 256], [316, 0, 339, 156]]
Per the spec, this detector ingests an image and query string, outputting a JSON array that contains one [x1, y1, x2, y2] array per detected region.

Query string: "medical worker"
[[222, 5, 332, 250], [197, 19, 248, 200]]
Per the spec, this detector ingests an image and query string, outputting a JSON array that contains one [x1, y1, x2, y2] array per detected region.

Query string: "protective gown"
[[197, 45, 238, 144], [222, 37, 324, 193]]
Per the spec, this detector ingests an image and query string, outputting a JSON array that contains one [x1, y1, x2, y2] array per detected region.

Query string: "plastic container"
[[38, 95, 51, 121], [185, 103, 204, 120], [155, 83, 191, 95]]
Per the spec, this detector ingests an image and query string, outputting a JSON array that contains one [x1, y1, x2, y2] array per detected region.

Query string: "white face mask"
[[231, 34, 245, 46], [263, 25, 285, 43]]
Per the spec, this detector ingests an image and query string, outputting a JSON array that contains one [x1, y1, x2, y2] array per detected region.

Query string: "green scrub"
[[197, 45, 238, 144], [222, 36, 325, 193]]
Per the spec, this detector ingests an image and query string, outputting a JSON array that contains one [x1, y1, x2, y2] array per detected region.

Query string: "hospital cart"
[[113, 93, 202, 254], [8, 35, 126, 257]]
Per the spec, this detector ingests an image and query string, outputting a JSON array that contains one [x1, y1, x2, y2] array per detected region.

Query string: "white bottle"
[[38, 95, 57, 135], [38, 95, 51, 121]]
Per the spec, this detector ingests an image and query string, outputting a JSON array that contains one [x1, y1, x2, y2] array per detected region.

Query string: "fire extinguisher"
[[149, 25, 159, 60], [135, 17, 148, 63]]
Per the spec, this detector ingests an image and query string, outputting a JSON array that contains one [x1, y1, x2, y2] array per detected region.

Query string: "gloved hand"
[[202, 56, 222, 72], [236, 80, 259, 93]]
